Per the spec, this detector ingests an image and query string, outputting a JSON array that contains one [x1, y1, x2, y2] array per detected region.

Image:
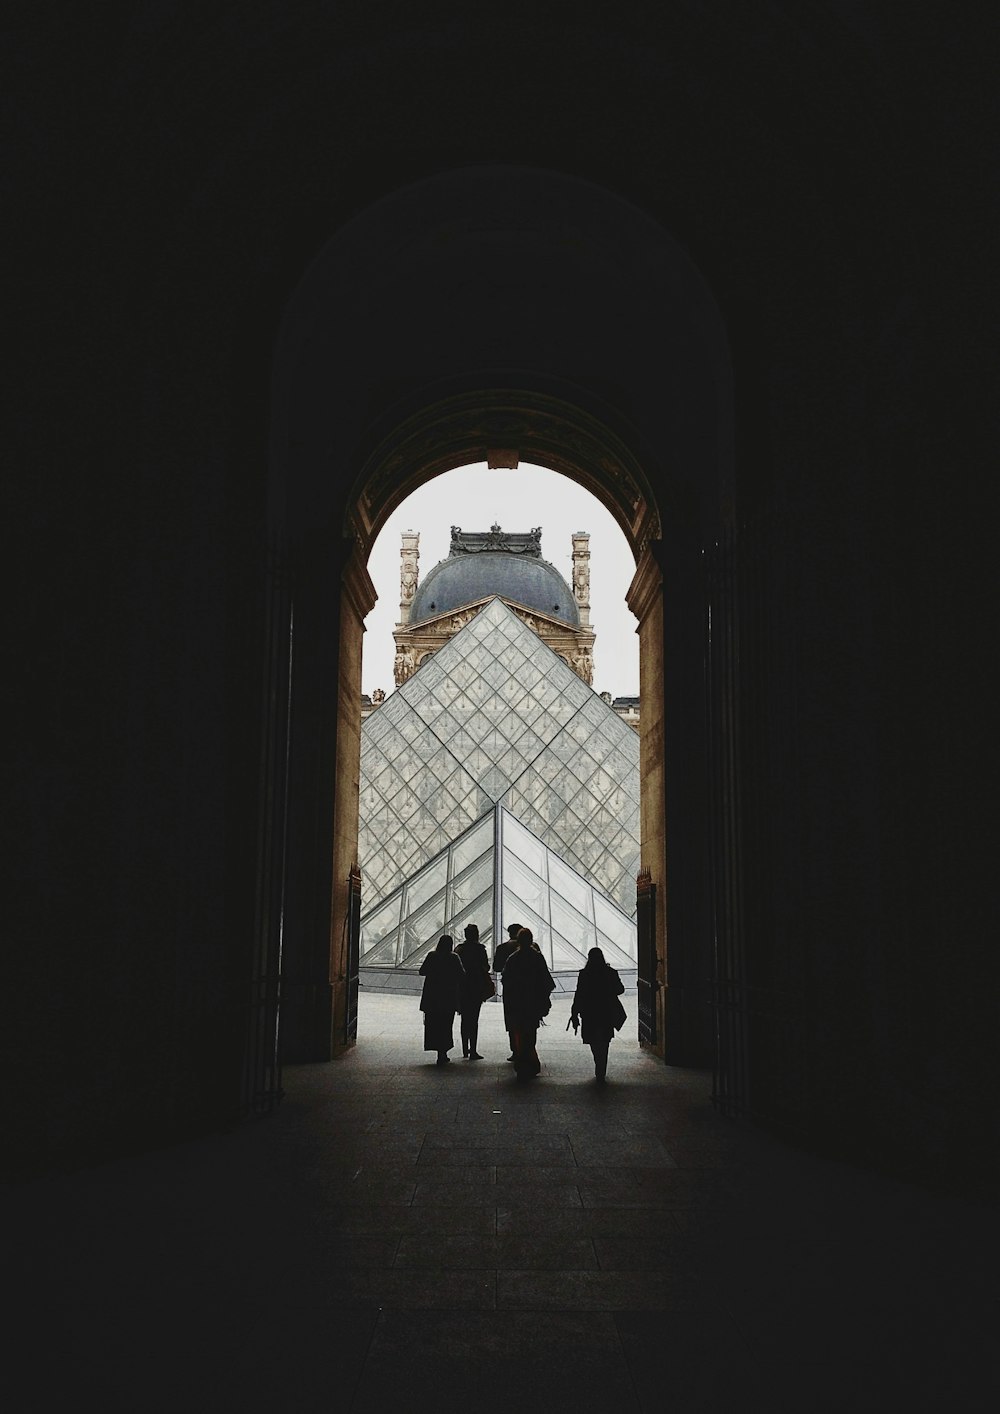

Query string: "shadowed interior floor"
[[11, 993, 997, 1413]]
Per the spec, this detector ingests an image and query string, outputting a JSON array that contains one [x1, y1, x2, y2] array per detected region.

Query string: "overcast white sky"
[[362, 463, 640, 699]]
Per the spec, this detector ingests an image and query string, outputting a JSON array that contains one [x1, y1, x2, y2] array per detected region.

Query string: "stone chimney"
[[399, 530, 419, 625]]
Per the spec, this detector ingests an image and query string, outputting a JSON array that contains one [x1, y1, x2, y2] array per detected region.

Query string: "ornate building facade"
[[391, 525, 597, 688]]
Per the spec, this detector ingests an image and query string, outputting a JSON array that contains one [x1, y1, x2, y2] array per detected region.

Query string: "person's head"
[[506, 923, 522, 941], [435, 934, 453, 953], [464, 923, 479, 943], [516, 927, 534, 950], [585, 946, 606, 968]]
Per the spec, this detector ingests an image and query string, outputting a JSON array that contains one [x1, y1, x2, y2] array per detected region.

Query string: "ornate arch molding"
[[347, 389, 664, 564]]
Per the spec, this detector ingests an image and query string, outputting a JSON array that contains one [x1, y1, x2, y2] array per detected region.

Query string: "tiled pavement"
[[10, 992, 998, 1412]]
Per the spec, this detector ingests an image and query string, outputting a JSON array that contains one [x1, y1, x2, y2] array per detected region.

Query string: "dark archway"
[[264, 168, 735, 1100]]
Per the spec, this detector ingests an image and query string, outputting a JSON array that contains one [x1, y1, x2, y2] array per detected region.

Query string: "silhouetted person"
[[494, 922, 523, 1061], [501, 927, 555, 1080], [455, 922, 491, 1059], [570, 947, 626, 1083], [493, 921, 522, 974], [418, 935, 464, 1065]]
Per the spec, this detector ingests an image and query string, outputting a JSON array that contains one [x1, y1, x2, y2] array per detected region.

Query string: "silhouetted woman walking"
[[455, 922, 492, 1059], [418, 935, 464, 1066], [501, 927, 555, 1080], [570, 947, 626, 1083]]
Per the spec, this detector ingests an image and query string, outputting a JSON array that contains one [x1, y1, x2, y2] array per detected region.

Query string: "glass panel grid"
[[402, 855, 449, 916], [449, 852, 493, 912], [361, 594, 640, 972]]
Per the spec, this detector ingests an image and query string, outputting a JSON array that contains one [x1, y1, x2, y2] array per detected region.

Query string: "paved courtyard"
[[11, 991, 998, 1412]]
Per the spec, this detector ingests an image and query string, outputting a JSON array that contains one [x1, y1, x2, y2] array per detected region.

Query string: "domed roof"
[[410, 549, 579, 627]]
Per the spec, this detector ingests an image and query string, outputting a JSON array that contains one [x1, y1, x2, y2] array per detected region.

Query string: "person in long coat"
[[501, 927, 555, 1080], [418, 935, 464, 1065], [570, 946, 626, 1082], [455, 922, 491, 1059]]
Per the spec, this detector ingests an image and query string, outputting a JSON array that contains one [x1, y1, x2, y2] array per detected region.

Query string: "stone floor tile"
[[412, 1182, 501, 1206], [306, 1175, 417, 1204], [319, 1267, 497, 1309], [394, 1234, 500, 1268], [497, 1269, 705, 1310], [408, 1162, 498, 1184], [663, 1136, 753, 1167], [495, 1164, 583, 1185], [300, 1159, 420, 1185], [493, 1181, 584, 1208], [593, 1233, 703, 1272], [614, 1310, 763, 1414], [496, 1235, 600, 1270], [496, 1206, 677, 1238], [569, 1137, 678, 1166], [416, 1144, 498, 1165], [420, 1136, 574, 1162], [577, 1173, 706, 1208], [350, 1310, 639, 1414], [317, 1203, 496, 1235]]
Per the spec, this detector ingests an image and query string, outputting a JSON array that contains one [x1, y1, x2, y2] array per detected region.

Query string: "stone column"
[[399, 530, 419, 625]]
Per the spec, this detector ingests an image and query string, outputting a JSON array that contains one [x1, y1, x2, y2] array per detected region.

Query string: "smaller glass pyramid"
[[360, 804, 635, 972]]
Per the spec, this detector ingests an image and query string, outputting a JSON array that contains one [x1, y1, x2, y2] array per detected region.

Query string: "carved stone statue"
[[394, 644, 416, 685], [371, 688, 385, 705]]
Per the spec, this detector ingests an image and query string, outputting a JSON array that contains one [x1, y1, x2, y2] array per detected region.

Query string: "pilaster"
[[328, 543, 377, 1054], [571, 531, 591, 627], [626, 543, 668, 1057]]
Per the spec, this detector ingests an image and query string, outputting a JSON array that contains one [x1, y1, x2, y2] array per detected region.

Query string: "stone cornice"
[[340, 543, 378, 623], [626, 545, 665, 626], [396, 594, 586, 638]]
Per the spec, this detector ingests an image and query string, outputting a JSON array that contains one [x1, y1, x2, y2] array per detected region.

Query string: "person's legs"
[[460, 1012, 471, 1057], [428, 1010, 453, 1064], [591, 1040, 609, 1081], [468, 1003, 483, 1059], [514, 1026, 540, 1079]]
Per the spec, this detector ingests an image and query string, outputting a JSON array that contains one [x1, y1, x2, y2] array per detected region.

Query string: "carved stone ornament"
[[393, 644, 416, 685], [448, 524, 543, 557], [572, 645, 594, 686]]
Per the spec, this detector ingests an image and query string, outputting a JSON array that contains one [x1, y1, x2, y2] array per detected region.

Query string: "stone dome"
[[410, 551, 579, 627]]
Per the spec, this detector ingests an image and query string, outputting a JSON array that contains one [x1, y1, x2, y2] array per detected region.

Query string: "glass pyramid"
[[359, 597, 640, 970]]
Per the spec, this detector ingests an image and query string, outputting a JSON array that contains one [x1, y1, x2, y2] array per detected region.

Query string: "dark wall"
[[6, 4, 995, 1183]]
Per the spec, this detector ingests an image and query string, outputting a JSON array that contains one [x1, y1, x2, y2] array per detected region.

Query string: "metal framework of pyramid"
[[358, 597, 640, 972]]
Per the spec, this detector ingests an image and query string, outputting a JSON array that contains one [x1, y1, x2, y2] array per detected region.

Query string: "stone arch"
[[267, 168, 734, 1073]]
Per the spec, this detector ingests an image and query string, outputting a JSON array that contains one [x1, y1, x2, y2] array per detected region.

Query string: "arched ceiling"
[[271, 167, 734, 550]]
